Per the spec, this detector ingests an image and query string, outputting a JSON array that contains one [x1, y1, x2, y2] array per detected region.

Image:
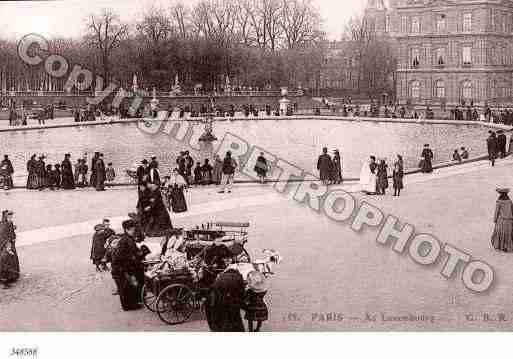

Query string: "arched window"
[[462, 80, 472, 99], [385, 15, 391, 32], [411, 80, 421, 98], [435, 80, 445, 98]]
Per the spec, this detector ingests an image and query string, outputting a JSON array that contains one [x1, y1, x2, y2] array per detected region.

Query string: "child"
[[45, 164, 55, 190], [90, 219, 115, 272], [77, 159, 88, 187], [106, 163, 116, 182], [243, 271, 269, 332], [193, 162, 203, 185], [393, 162, 404, 197]]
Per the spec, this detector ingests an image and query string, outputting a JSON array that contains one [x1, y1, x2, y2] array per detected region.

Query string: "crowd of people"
[[24, 152, 115, 191], [359, 154, 405, 197]]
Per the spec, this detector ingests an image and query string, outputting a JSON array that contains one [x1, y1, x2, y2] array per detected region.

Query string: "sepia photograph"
[[1, 0, 513, 355]]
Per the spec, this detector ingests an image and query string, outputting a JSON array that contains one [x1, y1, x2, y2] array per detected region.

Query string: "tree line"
[[0, 0, 327, 93]]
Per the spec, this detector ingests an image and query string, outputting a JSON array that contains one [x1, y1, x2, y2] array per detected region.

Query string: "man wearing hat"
[[317, 147, 333, 185], [111, 219, 144, 311]]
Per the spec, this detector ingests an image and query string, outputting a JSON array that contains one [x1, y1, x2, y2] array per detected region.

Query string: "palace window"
[[502, 13, 508, 32], [435, 80, 445, 98], [385, 15, 390, 32], [462, 46, 472, 65], [436, 14, 446, 33], [436, 48, 445, 66], [462, 80, 472, 99], [411, 48, 420, 68], [410, 80, 421, 98], [412, 16, 420, 33], [463, 13, 472, 32]]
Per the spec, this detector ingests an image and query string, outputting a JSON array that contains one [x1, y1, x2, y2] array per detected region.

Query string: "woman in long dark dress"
[[61, 154, 75, 189], [421, 144, 434, 173], [26, 155, 38, 189], [143, 183, 173, 237], [491, 188, 513, 252], [0, 210, 20, 288], [205, 268, 245, 332]]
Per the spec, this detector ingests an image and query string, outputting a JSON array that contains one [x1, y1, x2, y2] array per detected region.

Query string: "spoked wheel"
[[141, 283, 158, 312], [156, 284, 194, 325]]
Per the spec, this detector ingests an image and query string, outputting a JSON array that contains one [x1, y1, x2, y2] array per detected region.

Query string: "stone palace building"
[[368, 0, 513, 108]]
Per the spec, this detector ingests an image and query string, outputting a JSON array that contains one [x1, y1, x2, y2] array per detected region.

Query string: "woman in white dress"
[[359, 158, 377, 195]]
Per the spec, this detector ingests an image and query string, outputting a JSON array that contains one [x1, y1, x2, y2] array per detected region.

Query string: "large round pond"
[[0, 118, 492, 185]]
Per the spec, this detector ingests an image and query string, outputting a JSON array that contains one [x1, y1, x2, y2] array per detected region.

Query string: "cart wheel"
[[141, 283, 158, 312], [235, 248, 251, 263], [156, 284, 194, 325]]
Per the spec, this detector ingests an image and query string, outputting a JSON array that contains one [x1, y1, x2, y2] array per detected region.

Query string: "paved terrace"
[[0, 155, 513, 331]]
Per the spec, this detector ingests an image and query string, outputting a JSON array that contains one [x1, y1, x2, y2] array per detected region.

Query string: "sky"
[[0, 0, 367, 41]]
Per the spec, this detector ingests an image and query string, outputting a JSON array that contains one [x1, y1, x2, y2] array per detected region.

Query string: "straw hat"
[[496, 188, 510, 194]]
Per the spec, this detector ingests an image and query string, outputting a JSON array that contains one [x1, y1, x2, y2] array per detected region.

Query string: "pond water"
[[0, 118, 491, 185]]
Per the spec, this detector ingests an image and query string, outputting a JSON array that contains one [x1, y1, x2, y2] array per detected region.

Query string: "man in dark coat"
[[487, 131, 499, 166], [497, 130, 507, 158], [61, 154, 75, 190], [90, 152, 100, 188], [317, 147, 333, 185], [0, 155, 14, 189], [111, 219, 144, 311], [205, 268, 245, 332], [95, 153, 106, 191]]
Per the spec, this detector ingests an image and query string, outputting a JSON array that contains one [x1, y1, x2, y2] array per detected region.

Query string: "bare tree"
[[84, 8, 129, 84], [191, 0, 237, 45], [169, 0, 191, 39], [280, 0, 323, 50]]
